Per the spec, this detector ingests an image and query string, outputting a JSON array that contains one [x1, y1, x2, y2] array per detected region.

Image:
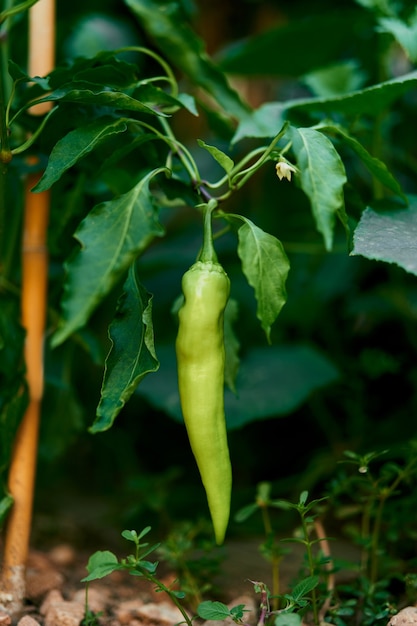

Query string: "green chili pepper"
[[175, 205, 232, 544]]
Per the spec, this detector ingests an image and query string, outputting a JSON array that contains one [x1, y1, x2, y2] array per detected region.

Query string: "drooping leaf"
[[52, 169, 166, 347], [34, 117, 128, 192], [351, 197, 417, 275], [232, 216, 290, 342], [197, 140, 234, 174], [233, 70, 417, 142], [124, 0, 250, 120], [91, 266, 159, 433], [316, 123, 406, 201], [290, 127, 347, 251], [136, 344, 338, 430]]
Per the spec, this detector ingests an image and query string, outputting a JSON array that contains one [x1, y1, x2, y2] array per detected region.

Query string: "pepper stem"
[[198, 200, 218, 264]]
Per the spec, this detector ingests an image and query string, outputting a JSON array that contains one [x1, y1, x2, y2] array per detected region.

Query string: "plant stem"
[[199, 202, 218, 263], [158, 117, 201, 185], [145, 572, 193, 626], [216, 123, 289, 202], [113, 46, 178, 98], [300, 514, 319, 626]]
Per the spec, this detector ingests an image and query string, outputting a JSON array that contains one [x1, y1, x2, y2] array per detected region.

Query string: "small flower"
[[275, 160, 297, 182]]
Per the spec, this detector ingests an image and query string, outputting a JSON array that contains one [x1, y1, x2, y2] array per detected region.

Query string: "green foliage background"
[[2, 0, 417, 542]]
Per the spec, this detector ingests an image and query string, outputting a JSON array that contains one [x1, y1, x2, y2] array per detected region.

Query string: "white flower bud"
[[275, 161, 297, 181]]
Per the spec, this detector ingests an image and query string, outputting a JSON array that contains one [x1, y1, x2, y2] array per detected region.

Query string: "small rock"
[[16, 616, 41, 626], [44, 600, 85, 626], [26, 570, 64, 600], [48, 545, 76, 567], [136, 601, 188, 626], [114, 599, 145, 624], [40, 589, 64, 615], [26, 551, 64, 600], [72, 587, 107, 614], [388, 607, 417, 625]]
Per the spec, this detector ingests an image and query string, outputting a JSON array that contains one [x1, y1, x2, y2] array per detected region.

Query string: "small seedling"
[[82, 527, 191, 626]]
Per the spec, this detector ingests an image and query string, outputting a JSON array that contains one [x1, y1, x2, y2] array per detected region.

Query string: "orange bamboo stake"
[[0, 0, 55, 613]]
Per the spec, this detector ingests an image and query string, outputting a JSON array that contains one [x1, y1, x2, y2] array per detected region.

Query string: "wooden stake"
[[0, 0, 55, 612]]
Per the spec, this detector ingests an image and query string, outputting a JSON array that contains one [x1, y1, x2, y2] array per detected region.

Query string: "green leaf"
[[291, 575, 320, 601], [52, 169, 166, 347], [230, 605, 248, 621], [234, 503, 259, 523], [232, 217, 290, 341], [379, 13, 417, 62], [33, 87, 168, 116], [91, 266, 159, 433], [275, 613, 303, 626], [233, 70, 417, 142], [125, 0, 250, 120], [133, 84, 197, 115], [34, 117, 128, 192], [137, 344, 339, 430], [353, 0, 393, 13], [197, 140, 234, 174], [224, 298, 240, 393], [316, 123, 406, 201], [121, 529, 139, 543], [351, 196, 417, 275], [197, 601, 232, 621], [0, 298, 27, 486], [290, 69, 417, 116], [290, 127, 347, 251], [0, 495, 13, 527], [303, 60, 367, 97], [82, 550, 119, 582]]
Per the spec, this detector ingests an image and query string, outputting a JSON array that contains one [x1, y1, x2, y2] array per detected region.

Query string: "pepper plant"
[[1, 0, 417, 614]]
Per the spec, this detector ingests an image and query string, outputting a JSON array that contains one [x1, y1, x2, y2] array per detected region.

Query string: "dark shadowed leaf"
[[136, 344, 339, 430], [218, 11, 364, 77]]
